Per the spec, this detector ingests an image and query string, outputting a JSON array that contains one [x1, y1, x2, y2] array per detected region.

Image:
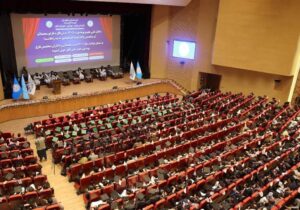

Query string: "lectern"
[[52, 79, 61, 95]]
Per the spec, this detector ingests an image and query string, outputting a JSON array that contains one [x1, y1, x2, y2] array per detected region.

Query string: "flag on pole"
[[27, 73, 36, 95], [136, 61, 143, 79], [21, 74, 30, 100], [129, 61, 136, 81], [12, 76, 22, 100]]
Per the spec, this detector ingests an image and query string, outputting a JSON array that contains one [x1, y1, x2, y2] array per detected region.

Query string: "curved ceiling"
[[76, 0, 192, 6]]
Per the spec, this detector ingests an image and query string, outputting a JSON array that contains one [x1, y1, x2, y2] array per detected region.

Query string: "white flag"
[[129, 61, 136, 81], [27, 73, 36, 95]]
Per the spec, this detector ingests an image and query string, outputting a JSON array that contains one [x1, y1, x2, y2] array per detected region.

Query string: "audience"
[[32, 90, 300, 210]]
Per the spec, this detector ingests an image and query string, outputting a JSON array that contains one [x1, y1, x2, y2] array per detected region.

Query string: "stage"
[[0, 74, 152, 104], [0, 75, 185, 123]]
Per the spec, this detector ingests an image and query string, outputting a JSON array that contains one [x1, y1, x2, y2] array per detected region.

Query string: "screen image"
[[11, 14, 120, 72], [172, 40, 196, 60]]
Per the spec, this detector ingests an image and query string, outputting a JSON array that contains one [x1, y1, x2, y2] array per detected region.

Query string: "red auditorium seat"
[[143, 204, 154, 210], [115, 151, 125, 163], [45, 204, 61, 210], [167, 175, 178, 185], [105, 154, 115, 166], [97, 204, 110, 210], [187, 183, 197, 194], [0, 197, 10, 210], [84, 189, 101, 204], [154, 198, 166, 210], [114, 179, 127, 192], [102, 184, 114, 195], [8, 194, 23, 207], [23, 191, 39, 201], [127, 175, 139, 187], [104, 168, 114, 179], [33, 175, 47, 186], [158, 180, 167, 189], [39, 188, 54, 199], [139, 171, 150, 182], [144, 154, 156, 166], [115, 165, 126, 176]]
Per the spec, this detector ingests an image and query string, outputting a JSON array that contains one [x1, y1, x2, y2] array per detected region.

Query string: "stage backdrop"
[[11, 14, 120, 73]]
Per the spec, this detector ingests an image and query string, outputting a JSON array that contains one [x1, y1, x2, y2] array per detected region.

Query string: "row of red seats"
[[76, 100, 280, 195], [35, 97, 178, 132], [239, 97, 268, 118], [35, 95, 172, 126], [0, 131, 62, 210], [271, 187, 300, 210], [44, 100, 182, 148], [0, 148, 33, 161], [228, 95, 255, 114], [104, 128, 281, 209], [84, 125, 265, 205], [0, 155, 37, 170], [233, 160, 300, 210], [197, 136, 300, 209], [231, 125, 300, 210], [55, 107, 214, 165], [0, 175, 47, 195], [0, 188, 54, 210], [279, 109, 300, 133], [142, 131, 297, 210], [0, 163, 42, 182], [67, 117, 233, 182]]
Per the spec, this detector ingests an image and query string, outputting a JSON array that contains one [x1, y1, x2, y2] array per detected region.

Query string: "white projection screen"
[[11, 13, 121, 73]]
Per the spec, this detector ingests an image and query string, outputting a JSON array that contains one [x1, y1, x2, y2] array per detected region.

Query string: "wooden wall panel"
[[0, 82, 182, 123], [213, 0, 300, 76]]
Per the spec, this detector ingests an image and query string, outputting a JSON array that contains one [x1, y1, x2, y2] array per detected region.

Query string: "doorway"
[[199, 72, 222, 91]]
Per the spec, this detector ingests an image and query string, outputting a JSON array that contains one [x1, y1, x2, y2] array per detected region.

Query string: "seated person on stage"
[[76, 68, 85, 80], [99, 66, 107, 79], [33, 73, 42, 86]]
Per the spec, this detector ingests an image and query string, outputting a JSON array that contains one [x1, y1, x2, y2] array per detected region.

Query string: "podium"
[[52, 79, 61, 95]]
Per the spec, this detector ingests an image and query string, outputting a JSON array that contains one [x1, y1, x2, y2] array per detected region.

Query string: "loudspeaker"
[[72, 92, 78, 96], [274, 79, 281, 89], [112, 86, 118, 89], [42, 96, 48, 100]]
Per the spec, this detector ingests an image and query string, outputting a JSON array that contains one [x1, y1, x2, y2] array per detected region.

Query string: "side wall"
[[149, 6, 170, 79], [213, 0, 300, 76], [150, 0, 298, 102]]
